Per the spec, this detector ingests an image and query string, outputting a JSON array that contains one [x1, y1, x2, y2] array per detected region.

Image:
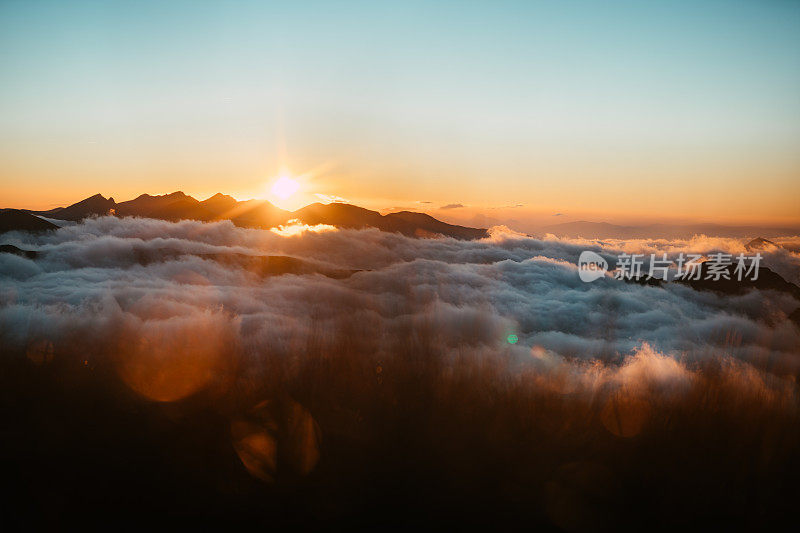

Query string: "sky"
[[1, 0, 799, 226]]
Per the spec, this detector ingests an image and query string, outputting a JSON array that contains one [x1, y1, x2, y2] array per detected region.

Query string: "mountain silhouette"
[[621, 261, 800, 305], [745, 237, 777, 250], [674, 263, 800, 300], [143, 196, 211, 222], [15, 193, 488, 240], [201, 193, 238, 215], [742, 237, 800, 253], [33, 193, 115, 221], [227, 200, 292, 229], [115, 192, 194, 217], [0, 209, 59, 233], [383, 210, 488, 239], [293, 202, 382, 228]]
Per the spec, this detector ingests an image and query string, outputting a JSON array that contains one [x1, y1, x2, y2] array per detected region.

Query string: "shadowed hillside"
[[0, 210, 58, 233]]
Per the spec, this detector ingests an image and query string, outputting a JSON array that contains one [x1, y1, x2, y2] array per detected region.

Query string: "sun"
[[271, 176, 300, 199]]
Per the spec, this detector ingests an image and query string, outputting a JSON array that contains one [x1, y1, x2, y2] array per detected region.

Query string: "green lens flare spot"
[[507, 334, 519, 344]]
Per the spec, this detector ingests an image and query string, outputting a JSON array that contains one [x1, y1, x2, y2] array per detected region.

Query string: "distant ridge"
[[12, 193, 489, 240], [744, 237, 800, 253], [745, 237, 777, 251], [542, 221, 800, 239], [383, 210, 488, 240]]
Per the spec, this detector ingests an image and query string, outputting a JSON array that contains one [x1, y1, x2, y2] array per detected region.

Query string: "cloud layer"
[[2, 217, 799, 380]]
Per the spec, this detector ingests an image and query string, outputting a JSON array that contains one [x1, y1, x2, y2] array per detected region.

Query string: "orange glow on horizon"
[[2, 161, 798, 228]]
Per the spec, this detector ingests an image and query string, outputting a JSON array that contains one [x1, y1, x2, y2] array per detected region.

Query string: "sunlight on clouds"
[[270, 219, 338, 237]]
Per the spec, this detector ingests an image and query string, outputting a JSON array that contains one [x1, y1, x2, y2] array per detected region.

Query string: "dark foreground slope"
[[1, 316, 798, 530]]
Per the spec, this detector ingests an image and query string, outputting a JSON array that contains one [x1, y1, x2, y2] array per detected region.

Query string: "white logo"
[[578, 251, 608, 282]]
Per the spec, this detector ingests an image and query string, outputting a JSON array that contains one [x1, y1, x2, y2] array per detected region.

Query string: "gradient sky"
[[1, 0, 799, 225]]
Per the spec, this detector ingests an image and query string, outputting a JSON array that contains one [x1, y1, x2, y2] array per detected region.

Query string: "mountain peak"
[[745, 237, 777, 251], [206, 193, 234, 201], [24, 193, 115, 221]]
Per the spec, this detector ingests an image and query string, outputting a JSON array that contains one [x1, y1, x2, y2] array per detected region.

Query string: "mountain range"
[[7, 193, 799, 242], [10, 192, 489, 240]]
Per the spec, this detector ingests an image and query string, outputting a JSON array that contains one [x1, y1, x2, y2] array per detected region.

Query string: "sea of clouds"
[[1, 217, 799, 399]]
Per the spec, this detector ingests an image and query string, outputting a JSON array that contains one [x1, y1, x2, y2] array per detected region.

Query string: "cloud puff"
[[439, 203, 465, 210]]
